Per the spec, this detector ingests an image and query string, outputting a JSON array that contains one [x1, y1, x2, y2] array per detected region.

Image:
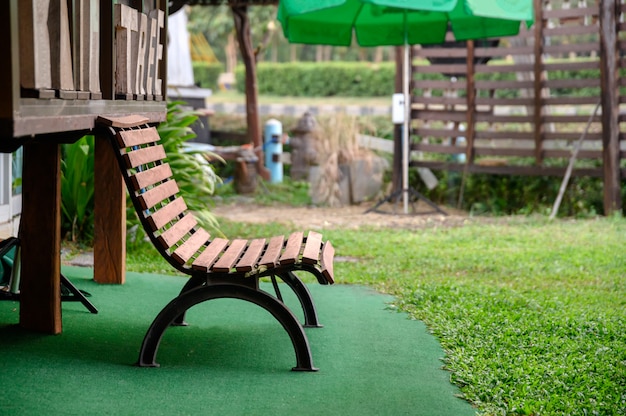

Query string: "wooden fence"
[[405, 0, 624, 213]]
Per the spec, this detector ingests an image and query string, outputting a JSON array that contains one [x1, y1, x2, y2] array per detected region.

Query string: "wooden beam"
[[19, 0, 53, 91], [49, 0, 76, 96], [19, 141, 62, 334], [93, 134, 126, 284], [599, 0, 621, 214], [0, 0, 19, 121]]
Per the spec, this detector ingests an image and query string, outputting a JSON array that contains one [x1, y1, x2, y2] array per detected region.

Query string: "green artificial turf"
[[0, 266, 474, 416]]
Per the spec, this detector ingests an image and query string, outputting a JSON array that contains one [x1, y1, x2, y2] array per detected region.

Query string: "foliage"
[[420, 169, 611, 217], [232, 59, 607, 99], [61, 135, 95, 242], [187, 5, 280, 65], [149, 213, 624, 416], [127, 101, 222, 245], [192, 61, 224, 90], [186, 5, 394, 64], [235, 62, 396, 97]]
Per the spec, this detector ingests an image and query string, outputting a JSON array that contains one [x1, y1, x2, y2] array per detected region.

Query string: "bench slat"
[[258, 235, 284, 268], [117, 126, 160, 147], [132, 163, 173, 191], [320, 241, 335, 284], [172, 228, 210, 265], [147, 197, 187, 231], [192, 238, 229, 271], [124, 145, 166, 169], [302, 231, 322, 264], [138, 180, 179, 210], [279, 231, 304, 265], [235, 238, 266, 272], [98, 114, 149, 128], [212, 239, 248, 273], [157, 213, 198, 250]]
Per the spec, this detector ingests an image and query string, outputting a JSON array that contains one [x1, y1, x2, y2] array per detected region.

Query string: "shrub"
[[235, 62, 396, 97], [192, 62, 224, 90], [61, 135, 95, 242]]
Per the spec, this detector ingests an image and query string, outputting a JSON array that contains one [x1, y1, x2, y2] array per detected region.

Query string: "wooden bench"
[[97, 115, 335, 371]]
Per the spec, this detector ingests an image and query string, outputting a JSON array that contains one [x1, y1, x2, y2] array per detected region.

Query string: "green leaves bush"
[[61, 135, 95, 242], [192, 62, 224, 90], [422, 170, 609, 217], [235, 61, 606, 99], [235, 62, 396, 97]]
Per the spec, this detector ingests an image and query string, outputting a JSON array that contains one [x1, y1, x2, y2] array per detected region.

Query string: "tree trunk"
[[232, 5, 269, 180]]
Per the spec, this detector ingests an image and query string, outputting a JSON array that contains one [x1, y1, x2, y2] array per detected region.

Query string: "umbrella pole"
[[402, 42, 410, 214]]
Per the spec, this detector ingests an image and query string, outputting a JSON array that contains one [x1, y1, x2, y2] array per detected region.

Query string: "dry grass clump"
[[311, 113, 376, 207]]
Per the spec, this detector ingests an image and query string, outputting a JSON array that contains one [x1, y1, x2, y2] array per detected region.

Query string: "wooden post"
[[0, 0, 19, 120], [598, 0, 621, 215], [19, 141, 62, 334], [134, 12, 148, 99], [74, 0, 101, 99], [19, 0, 53, 92], [114, 3, 139, 99], [93, 134, 126, 284], [49, 0, 76, 98]]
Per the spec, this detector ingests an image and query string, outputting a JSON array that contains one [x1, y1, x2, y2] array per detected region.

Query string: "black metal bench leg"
[[171, 275, 205, 326], [278, 271, 323, 328], [137, 283, 318, 372]]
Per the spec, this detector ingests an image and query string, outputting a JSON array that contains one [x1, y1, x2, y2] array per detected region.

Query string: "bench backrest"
[[98, 115, 334, 283], [107, 120, 209, 274]]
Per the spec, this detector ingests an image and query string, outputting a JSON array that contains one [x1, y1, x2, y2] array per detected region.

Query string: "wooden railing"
[[407, 0, 624, 187]]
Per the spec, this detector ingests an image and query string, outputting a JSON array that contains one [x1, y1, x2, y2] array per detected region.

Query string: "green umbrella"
[[278, 0, 533, 47], [278, 0, 533, 213]]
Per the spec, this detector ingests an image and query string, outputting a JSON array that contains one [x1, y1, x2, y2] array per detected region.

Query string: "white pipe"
[[402, 42, 410, 214]]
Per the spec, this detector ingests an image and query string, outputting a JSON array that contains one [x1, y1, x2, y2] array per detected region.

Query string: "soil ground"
[[212, 199, 474, 231]]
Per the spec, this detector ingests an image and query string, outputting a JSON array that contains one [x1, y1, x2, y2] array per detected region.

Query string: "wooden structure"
[[0, 1, 169, 334], [99, 114, 334, 370], [401, 0, 624, 214]]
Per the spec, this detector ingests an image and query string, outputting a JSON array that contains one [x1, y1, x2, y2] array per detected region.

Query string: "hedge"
[[231, 61, 613, 98], [235, 62, 396, 97], [192, 62, 224, 90]]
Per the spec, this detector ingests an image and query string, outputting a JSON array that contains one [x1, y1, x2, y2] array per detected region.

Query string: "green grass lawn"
[[126, 213, 625, 416]]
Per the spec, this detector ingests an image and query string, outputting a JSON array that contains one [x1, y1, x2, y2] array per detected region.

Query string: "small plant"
[[61, 135, 95, 242]]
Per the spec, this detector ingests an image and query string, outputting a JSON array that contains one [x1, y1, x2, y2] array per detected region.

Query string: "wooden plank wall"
[[18, 0, 165, 102], [409, 0, 624, 180]]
